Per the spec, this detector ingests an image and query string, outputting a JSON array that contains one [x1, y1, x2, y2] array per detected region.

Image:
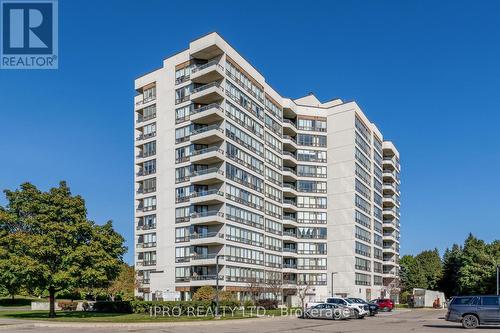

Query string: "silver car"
[[302, 303, 354, 320]]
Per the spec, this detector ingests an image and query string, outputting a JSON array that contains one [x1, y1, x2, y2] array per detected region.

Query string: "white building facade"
[[134, 32, 401, 304]]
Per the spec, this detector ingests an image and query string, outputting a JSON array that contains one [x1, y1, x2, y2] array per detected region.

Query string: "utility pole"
[[497, 265, 499, 296], [215, 255, 222, 317], [331, 272, 338, 297]]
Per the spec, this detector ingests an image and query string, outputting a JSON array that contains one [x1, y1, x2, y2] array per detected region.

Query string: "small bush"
[[0, 298, 34, 307], [93, 301, 132, 313], [58, 301, 78, 311], [130, 300, 213, 314], [243, 300, 254, 309], [218, 300, 240, 309], [255, 299, 278, 310]]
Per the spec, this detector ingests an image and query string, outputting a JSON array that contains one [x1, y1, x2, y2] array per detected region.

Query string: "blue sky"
[[0, 0, 499, 263]]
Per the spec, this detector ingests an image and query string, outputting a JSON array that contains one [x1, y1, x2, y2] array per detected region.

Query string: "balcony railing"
[[190, 189, 224, 198], [191, 167, 224, 177], [191, 124, 223, 136], [282, 167, 297, 175], [191, 146, 224, 157], [192, 81, 222, 94], [190, 210, 224, 219], [191, 60, 223, 74], [190, 232, 224, 240], [191, 103, 222, 115]]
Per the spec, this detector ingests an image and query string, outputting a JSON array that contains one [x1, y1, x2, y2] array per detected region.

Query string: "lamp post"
[[215, 255, 223, 317], [331, 272, 338, 297], [497, 265, 499, 296]]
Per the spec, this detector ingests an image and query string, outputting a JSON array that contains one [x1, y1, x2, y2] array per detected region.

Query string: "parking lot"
[[1, 309, 499, 332]]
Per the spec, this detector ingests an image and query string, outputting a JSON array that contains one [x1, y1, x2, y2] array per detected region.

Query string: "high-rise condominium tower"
[[134, 32, 401, 304]]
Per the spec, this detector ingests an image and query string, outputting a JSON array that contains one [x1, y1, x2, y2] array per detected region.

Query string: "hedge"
[[92, 300, 242, 314]]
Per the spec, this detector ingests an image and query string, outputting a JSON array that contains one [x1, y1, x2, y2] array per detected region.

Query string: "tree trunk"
[[48, 287, 56, 318], [11, 294, 14, 301]]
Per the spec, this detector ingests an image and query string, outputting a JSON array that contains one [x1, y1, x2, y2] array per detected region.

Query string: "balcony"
[[282, 230, 297, 241], [190, 189, 224, 205], [189, 232, 224, 246], [282, 183, 298, 197], [382, 182, 396, 194], [190, 125, 224, 145], [283, 247, 298, 257], [383, 245, 397, 255], [383, 170, 396, 182], [282, 167, 297, 182], [383, 207, 397, 219], [136, 242, 157, 249], [190, 167, 224, 185], [190, 210, 225, 225], [383, 232, 397, 243], [383, 219, 396, 230], [190, 146, 225, 164], [190, 103, 224, 124], [282, 135, 297, 151], [190, 60, 224, 84], [282, 118, 297, 135], [136, 132, 156, 142], [282, 151, 297, 166], [136, 224, 156, 231], [383, 156, 397, 170], [383, 194, 396, 207], [134, 94, 156, 110], [190, 82, 224, 104], [283, 198, 298, 212]]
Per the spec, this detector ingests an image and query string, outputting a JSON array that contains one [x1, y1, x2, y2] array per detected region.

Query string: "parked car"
[[347, 298, 379, 316], [326, 297, 370, 318], [446, 295, 500, 329], [301, 303, 354, 320], [371, 298, 394, 312]]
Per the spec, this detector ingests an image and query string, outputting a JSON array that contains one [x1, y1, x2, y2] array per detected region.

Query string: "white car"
[[325, 297, 370, 318]]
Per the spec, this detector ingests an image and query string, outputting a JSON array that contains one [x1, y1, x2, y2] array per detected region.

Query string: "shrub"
[[243, 299, 254, 309], [58, 301, 78, 311], [0, 298, 34, 307], [219, 291, 236, 302], [93, 301, 132, 313], [218, 300, 240, 309], [255, 299, 278, 310], [130, 300, 213, 314], [192, 286, 215, 301]]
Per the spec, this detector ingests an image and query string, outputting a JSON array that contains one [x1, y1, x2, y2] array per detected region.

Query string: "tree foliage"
[[0, 182, 126, 317], [192, 286, 216, 301]]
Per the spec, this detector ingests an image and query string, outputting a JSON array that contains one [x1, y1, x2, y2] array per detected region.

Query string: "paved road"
[[0, 309, 498, 332]]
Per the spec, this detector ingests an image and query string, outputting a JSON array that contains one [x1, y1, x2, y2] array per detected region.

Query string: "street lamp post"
[[215, 255, 222, 317], [496, 265, 499, 296], [331, 272, 338, 297]]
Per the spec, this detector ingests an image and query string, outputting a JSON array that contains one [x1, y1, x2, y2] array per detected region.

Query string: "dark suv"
[[446, 295, 500, 329]]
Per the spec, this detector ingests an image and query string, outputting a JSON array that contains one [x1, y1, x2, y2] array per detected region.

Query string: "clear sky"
[[0, 0, 499, 264]]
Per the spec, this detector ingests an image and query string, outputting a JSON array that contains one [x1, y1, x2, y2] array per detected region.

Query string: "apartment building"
[[134, 32, 401, 304]]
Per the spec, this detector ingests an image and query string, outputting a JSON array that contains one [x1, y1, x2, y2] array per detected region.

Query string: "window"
[[141, 178, 156, 193], [226, 102, 264, 138], [355, 257, 371, 272], [482, 297, 500, 306], [297, 196, 326, 209], [355, 226, 371, 243], [355, 179, 371, 200], [264, 97, 282, 120], [297, 165, 326, 178], [226, 122, 264, 156], [226, 183, 264, 210], [175, 104, 193, 123], [264, 114, 282, 135], [175, 206, 190, 223], [226, 163, 264, 192], [175, 85, 192, 104], [297, 242, 326, 255], [355, 148, 371, 171], [225, 245, 264, 265], [226, 59, 264, 103], [297, 149, 326, 163], [139, 104, 156, 122], [143, 86, 156, 102], [141, 123, 156, 139], [355, 210, 371, 229], [355, 273, 371, 286], [297, 134, 326, 147], [297, 180, 327, 193], [265, 184, 282, 203], [355, 132, 371, 157], [265, 219, 282, 235], [226, 225, 264, 247], [355, 194, 371, 214], [355, 241, 371, 257], [225, 81, 263, 120], [297, 117, 327, 132], [297, 211, 327, 224], [265, 201, 282, 219], [265, 235, 282, 251], [142, 159, 156, 175], [226, 142, 264, 174], [265, 132, 282, 154], [355, 115, 370, 141], [226, 204, 264, 229], [374, 275, 383, 286], [264, 166, 282, 186], [265, 149, 282, 170], [141, 141, 156, 157], [175, 64, 191, 84]]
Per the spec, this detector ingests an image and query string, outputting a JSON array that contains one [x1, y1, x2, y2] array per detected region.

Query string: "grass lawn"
[[0, 309, 291, 322]]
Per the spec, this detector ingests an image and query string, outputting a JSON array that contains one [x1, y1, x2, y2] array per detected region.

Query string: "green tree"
[[415, 249, 442, 290], [106, 264, 137, 301], [0, 182, 126, 317], [399, 255, 426, 292], [440, 244, 463, 297], [458, 234, 498, 295]]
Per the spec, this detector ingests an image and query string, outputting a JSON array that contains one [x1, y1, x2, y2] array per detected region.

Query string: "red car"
[[371, 298, 394, 311]]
